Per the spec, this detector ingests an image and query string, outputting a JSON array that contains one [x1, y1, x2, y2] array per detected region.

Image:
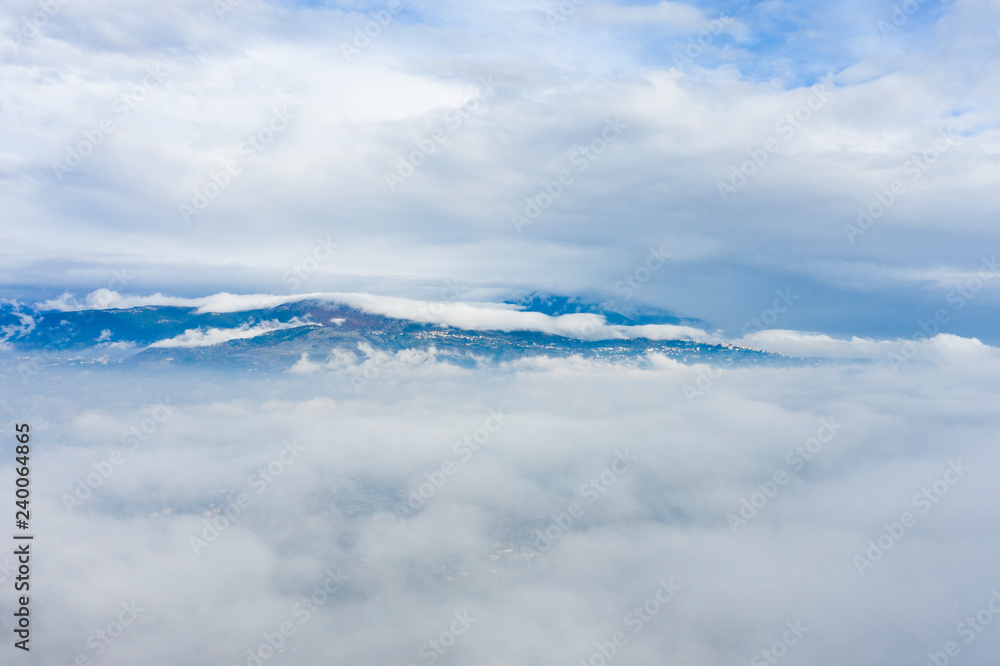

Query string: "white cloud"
[[0, 310, 35, 341], [288, 352, 324, 375], [1, 0, 997, 349], [735, 330, 1000, 367], [148, 317, 318, 348], [6, 339, 1000, 664], [39, 289, 1000, 357], [37, 289, 205, 312], [30, 288, 730, 343], [736, 329, 892, 358], [584, 1, 708, 30]]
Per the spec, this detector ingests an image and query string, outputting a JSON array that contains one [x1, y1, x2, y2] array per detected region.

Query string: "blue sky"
[[1, 0, 998, 341]]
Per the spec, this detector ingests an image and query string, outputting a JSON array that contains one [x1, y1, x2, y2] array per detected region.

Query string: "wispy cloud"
[[148, 318, 319, 348]]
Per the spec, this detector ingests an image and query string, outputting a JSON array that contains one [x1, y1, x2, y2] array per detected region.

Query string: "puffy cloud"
[[1, 0, 999, 341], [34, 289, 712, 341], [3, 336, 1000, 664], [148, 317, 319, 347], [583, 1, 710, 30]]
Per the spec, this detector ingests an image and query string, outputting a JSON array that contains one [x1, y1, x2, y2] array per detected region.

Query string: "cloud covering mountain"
[[2, 322, 999, 665], [2, 0, 999, 340]]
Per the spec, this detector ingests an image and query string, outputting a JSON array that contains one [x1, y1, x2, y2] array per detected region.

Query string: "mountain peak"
[[505, 292, 705, 327]]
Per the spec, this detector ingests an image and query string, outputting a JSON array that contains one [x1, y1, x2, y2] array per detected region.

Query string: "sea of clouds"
[[2, 335, 998, 665]]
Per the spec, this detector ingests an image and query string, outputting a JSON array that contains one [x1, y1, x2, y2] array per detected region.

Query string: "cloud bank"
[[2, 339, 999, 665], [148, 317, 319, 348], [2, 0, 999, 341]]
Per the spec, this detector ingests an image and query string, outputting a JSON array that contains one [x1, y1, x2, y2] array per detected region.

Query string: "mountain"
[[505, 293, 706, 327], [0, 296, 787, 373]]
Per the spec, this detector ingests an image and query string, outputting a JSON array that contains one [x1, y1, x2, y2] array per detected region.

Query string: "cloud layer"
[[2, 338, 999, 664], [2, 0, 999, 340]]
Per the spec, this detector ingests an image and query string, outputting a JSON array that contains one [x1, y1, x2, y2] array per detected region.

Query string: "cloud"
[[736, 329, 892, 358], [584, 1, 709, 30], [37, 289, 205, 312], [4, 332, 1000, 664], [0, 309, 36, 342], [148, 317, 319, 348], [33, 288, 717, 341], [40, 288, 1000, 356], [735, 329, 998, 369], [288, 351, 324, 375], [1, 0, 998, 343]]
